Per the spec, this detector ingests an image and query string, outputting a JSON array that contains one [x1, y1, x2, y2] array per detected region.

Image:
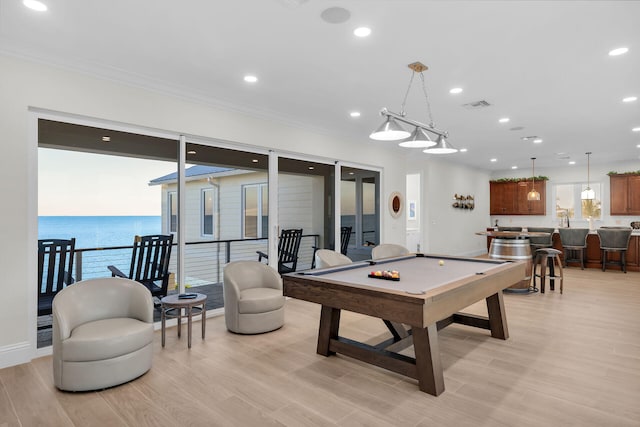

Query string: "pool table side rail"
[[283, 273, 426, 326], [283, 259, 525, 328]]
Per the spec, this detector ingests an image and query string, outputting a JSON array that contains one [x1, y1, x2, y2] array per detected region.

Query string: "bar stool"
[[597, 228, 632, 273], [558, 228, 589, 269], [532, 248, 564, 294]]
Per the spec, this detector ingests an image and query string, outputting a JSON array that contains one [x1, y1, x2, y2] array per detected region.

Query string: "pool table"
[[283, 254, 525, 396]]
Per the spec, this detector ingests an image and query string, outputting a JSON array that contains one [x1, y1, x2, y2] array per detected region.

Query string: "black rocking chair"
[[38, 238, 76, 322], [257, 228, 303, 275], [340, 226, 352, 256], [108, 234, 174, 299]]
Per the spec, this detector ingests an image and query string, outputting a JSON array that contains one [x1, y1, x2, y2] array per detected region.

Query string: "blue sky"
[[38, 148, 175, 215]]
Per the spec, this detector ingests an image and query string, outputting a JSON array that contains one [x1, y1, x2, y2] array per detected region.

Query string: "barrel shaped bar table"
[[475, 231, 551, 292]]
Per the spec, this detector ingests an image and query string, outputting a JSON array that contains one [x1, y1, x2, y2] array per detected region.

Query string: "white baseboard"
[[0, 341, 32, 369]]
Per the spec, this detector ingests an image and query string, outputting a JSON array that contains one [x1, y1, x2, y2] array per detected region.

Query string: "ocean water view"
[[39, 216, 162, 280], [38, 216, 162, 248]]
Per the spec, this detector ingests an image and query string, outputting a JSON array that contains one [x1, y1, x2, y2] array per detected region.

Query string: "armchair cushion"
[[238, 288, 284, 314], [62, 318, 153, 362]]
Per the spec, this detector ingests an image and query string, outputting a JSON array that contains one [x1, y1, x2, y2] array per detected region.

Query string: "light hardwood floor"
[[2, 267, 639, 426]]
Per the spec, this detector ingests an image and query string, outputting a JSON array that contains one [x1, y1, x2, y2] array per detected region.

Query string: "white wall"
[[423, 159, 493, 256], [0, 54, 409, 368]]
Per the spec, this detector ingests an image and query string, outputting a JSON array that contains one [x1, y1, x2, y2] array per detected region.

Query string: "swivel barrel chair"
[[223, 261, 285, 334], [52, 277, 154, 391]]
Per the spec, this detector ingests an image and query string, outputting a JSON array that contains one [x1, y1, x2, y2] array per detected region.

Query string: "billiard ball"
[[438, 260, 445, 266]]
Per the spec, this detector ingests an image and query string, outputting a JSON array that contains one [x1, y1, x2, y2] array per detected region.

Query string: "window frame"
[[168, 191, 177, 233], [242, 182, 268, 239], [201, 187, 216, 237], [554, 182, 602, 220]]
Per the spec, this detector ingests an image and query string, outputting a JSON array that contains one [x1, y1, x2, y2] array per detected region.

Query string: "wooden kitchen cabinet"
[[490, 180, 546, 215], [610, 174, 640, 215]]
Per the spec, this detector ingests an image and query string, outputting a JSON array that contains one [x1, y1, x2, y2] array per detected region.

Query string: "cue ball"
[[438, 260, 445, 266]]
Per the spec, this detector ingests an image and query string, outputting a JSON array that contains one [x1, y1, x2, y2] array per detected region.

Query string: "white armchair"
[[52, 277, 154, 391], [223, 261, 285, 334], [314, 249, 352, 269], [371, 243, 410, 260]]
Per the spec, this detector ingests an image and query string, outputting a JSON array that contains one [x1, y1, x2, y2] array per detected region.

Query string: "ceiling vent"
[[462, 100, 491, 110]]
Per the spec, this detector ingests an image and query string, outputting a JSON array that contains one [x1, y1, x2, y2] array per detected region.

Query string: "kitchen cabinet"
[[490, 180, 546, 215], [610, 174, 640, 215]]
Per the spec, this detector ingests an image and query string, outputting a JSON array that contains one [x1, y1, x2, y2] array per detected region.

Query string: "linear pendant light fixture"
[[581, 152, 595, 200], [370, 62, 456, 154], [527, 157, 541, 201]]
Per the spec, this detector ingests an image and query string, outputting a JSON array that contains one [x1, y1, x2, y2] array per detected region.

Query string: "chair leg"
[[579, 248, 584, 270], [622, 250, 627, 273], [554, 255, 564, 294], [601, 249, 606, 272], [531, 253, 539, 291], [540, 256, 547, 294]]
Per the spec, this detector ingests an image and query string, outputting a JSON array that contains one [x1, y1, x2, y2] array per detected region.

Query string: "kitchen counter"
[[482, 228, 640, 272]]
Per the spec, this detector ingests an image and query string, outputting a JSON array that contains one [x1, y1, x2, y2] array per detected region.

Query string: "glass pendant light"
[[581, 152, 595, 200], [527, 157, 540, 201]]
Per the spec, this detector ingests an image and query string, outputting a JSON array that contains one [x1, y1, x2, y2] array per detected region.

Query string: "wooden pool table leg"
[[412, 324, 445, 396], [317, 305, 341, 356], [486, 292, 509, 340]]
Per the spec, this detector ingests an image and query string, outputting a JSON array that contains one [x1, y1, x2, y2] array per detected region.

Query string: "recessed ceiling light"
[[569, 161, 576, 165], [533, 138, 543, 144], [353, 27, 371, 37], [459, 148, 468, 152], [609, 47, 629, 56], [308, 166, 315, 170], [23, 0, 47, 11], [498, 117, 510, 123], [490, 158, 497, 162], [449, 87, 463, 94], [244, 75, 258, 83], [623, 96, 638, 103], [252, 159, 259, 163], [511, 166, 518, 170], [187, 150, 196, 155], [101, 136, 110, 142], [348, 172, 354, 175], [633, 127, 640, 132], [350, 111, 361, 118]]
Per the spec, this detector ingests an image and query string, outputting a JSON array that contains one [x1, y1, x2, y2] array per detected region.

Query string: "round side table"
[[161, 293, 207, 348]]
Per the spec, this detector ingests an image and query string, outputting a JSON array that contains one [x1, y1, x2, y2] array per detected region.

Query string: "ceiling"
[[2, 0, 639, 171]]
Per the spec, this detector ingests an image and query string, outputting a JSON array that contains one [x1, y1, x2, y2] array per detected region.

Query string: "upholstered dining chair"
[[597, 227, 632, 272], [223, 261, 285, 334], [558, 228, 590, 269], [52, 277, 154, 391], [371, 243, 410, 260], [314, 249, 352, 269], [526, 227, 555, 253]]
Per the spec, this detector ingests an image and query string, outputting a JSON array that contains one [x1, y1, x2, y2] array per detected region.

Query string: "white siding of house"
[[159, 171, 323, 285]]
